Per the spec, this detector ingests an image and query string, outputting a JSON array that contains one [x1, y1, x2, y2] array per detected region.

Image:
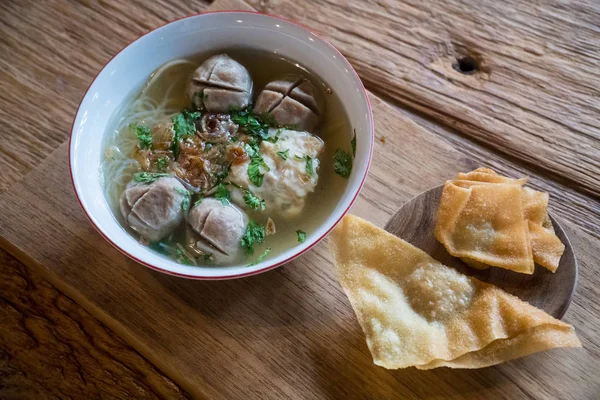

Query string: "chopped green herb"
[[194, 197, 203, 207], [133, 172, 169, 184], [181, 197, 190, 211], [215, 183, 231, 205], [243, 190, 266, 211], [171, 110, 201, 157], [351, 129, 357, 157], [244, 141, 260, 158], [248, 157, 265, 187], [175, 187, 191, 196], [230, 107, 277, 142], [305, 155, 314, 177], [296, 230, 307, 243], [276, 149, 289, 160], [131, 123, 153, 149], [333, 149, 353, 178], [153, 156, 169, 172], [241, 220, 266, 255], [293, 155, 314, 177], [203, 253, 213, 263], [249, 248, 271, 266]]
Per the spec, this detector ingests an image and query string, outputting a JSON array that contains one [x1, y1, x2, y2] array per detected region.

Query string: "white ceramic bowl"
[[70, 11, 374, 279]]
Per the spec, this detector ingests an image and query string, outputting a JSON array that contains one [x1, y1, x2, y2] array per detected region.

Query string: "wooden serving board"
[[1, 0, 599, 399]]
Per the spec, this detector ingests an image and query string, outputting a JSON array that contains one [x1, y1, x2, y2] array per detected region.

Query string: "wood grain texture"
[[1, 0, 599, 398], [0, 248, 191, 399], [1, 95, 598, 399], [384, 185, 577, 319], [0, 0, 211, 194], [248, 0, 600, 198]]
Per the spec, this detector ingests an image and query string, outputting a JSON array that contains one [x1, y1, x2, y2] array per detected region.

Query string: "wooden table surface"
[[1, 0, 598, 399]]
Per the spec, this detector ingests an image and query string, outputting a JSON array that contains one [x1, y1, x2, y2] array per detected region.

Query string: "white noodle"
[[101, 59, 196, 210]]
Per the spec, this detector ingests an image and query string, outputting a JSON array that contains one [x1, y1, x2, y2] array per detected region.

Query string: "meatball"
[[187, 198, 248, 264], [120, 176, 188, 242], [187, 54, 252, 113], [254, 75, 323, 132]]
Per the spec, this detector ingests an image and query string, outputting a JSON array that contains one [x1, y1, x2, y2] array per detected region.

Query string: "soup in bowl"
[[70, 12, 373, 279]]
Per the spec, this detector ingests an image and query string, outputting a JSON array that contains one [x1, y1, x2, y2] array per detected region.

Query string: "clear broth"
[[102, 49, 352, 266]]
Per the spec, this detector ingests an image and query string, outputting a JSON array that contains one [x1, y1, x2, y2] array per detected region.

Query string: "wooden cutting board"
[[1, 0, 599, 399]]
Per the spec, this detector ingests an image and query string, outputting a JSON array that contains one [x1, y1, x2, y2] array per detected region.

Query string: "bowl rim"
[[69, 10, 374, 280]]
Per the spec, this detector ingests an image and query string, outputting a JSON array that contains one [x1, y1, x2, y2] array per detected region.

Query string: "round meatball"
[[187, 54, 252, 113], [187, 198, 248, 264], [119, 176, 187, 242], [253, 75, 323, 132]]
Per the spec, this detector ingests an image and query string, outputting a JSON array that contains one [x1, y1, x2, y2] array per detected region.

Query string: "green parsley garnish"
[[294, 155, 314, 177], [171, 110, 201, 157], [333, 149, 353, 178], [243, 190, 266, 211], [249, 248, 271, 266], [131, 123, 152, 149], [351, 129, 357, 157], [248, 157, 265, 187], [181, 197, 190, 211], [133, 172, 169, 184], [277, 149, 289, 160], [153, 156, 169, 172], [215, 183, 231, 205], [175, 187, 191, 196], [241, 220, 266, 255], [194, 197, 203, 207], [230, 108, 276, 141], [305, 155, 314, 177], [245, 142, 269, 187], [296, 230, 307, 243]]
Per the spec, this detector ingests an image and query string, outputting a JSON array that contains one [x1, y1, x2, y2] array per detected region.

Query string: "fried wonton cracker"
[[329, 215, 581, 369], [436, 180, 535, 274], [436, 168, 564, 273]]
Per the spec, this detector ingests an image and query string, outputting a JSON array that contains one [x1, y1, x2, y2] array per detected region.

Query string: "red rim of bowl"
[[69, 10, 374, 280]]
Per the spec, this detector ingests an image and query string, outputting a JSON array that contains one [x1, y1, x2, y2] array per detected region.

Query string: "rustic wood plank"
[[0, 0, 212, 194], [1, 0, 599, 398], [0, 248, 191, 400], [248, 0, 600, 197], [1, 94, 598, 400]]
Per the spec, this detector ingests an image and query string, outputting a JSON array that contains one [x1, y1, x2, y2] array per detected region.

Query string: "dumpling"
[[435, 168, 565, 273], [227, 128, 324, 218], [329, 215, 581, 369], [187, 54, 252, 113], [120, 176, 188, 242], [254, 75, 323, 132], [436, 179, 535, 274], [187, 198, 248, 264]]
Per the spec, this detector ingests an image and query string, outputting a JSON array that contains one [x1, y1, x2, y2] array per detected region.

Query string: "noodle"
[[101, 59, 196, 209]]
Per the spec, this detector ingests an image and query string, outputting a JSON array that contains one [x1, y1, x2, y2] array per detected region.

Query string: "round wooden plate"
[[384, 185, 578, 319]]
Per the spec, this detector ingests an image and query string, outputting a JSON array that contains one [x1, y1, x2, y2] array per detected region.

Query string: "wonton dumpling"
[[228, 128, 324, 218], [436, 168, 565, 273], [436, 180, 535, 274], [329, 215, 581, 369], [254, 75, 323, 132], [187, 54, 252, 113]]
